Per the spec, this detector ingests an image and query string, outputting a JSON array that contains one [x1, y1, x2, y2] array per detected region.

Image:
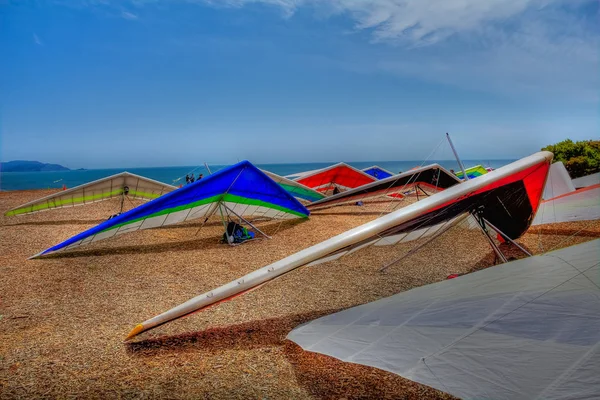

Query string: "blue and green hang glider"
[[31, 161, 310, 258]]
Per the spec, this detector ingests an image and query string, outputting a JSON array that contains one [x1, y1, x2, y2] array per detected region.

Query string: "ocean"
[[0, 160, 516, 191]]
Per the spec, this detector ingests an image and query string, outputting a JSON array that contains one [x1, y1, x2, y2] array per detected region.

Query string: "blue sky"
[[1, 0, 598, 168]]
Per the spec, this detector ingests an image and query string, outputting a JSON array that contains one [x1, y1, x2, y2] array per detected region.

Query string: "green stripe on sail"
[[455, 166, 488, 179], [101, 193, 308, 233], [278, 183, 325, 201], [5, 188, 163, 216]]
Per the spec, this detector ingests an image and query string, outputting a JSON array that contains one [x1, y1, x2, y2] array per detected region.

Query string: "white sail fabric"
[[288, 239, 600, 400], [542, 162, 575, 200], [5, 172, 176, 216], [260, 169, 325, 203], [533, 185, 600, 225], [571, 171, 600, 189]]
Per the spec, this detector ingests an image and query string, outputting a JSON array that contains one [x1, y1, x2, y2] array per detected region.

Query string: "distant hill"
[[1, 160, 70, 172]]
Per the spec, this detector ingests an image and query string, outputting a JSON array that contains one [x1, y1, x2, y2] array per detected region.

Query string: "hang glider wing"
[[285, 167, 324, 180], [260, 169, 326, 203], [288, 239, 600, 400], [571, 171, 600, 189], [533, 184, 600, 225], [126, 151, 552, 340], [542, 162, 575, 200], [5, 172, 176, 216], [362, 165, 394, 180], [308, 164, 461, 210], [31, 161, 309, 258], [295, 162, 377, 194], [455, 165, 488, 180]]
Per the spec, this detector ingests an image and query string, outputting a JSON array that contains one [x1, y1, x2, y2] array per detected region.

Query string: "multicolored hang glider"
[[125, 151, 552, 340], [455, 165, 488, 180], [31, 161, 309, 258], [294, 162, 377, 194], [362, 165, 394, 180], [5, 172, 176, 217], [260, 169, 325, 203], [307, 164, 461, 210]]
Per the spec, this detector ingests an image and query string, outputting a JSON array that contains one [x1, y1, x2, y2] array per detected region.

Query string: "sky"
[[1, 0, 598, 168]]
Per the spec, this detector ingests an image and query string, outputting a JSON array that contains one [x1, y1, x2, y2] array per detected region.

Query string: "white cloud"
[[33, 33, 43, 46], [205, 0, 598, 100], [121, 10, 139, 20], [208, 0, 572, 45]]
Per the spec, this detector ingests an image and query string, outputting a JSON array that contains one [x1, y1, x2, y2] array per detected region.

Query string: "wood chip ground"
[[1, 189, 598, 399]]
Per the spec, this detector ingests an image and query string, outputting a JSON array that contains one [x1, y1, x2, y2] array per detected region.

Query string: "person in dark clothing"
[[198, 174, 203, 180], [185, 174, 190, 185], [190, 173, 195, 183]]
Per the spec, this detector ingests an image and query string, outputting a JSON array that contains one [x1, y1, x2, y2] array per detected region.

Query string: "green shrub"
[[542, 139, 600, 178]]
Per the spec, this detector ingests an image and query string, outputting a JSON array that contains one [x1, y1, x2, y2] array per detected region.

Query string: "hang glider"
[[285, 167, 323, 180], [294, 162, 377, 194], [307, 164, 461, 211], [542, 162, 575, 200], [571, 171, 600, 189], [4, 172, 176, 216], [125, 151, 552, 340], [455, 165, 488, 180], [31, 161, 309, 258], [260, 169, 325, 203], [362, 165, 394, 180], [288, 239, 600, 400], [533, 183, 600, 225]]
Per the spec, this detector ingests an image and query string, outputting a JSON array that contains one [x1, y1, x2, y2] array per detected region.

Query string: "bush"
[[542, 139, 600, 178]]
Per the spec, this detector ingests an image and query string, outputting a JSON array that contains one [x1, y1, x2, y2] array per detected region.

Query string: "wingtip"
[[125, 324, 145, 341], [28, 251, 45, 260]]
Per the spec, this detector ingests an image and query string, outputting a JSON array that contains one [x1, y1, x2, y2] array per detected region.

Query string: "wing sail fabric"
[[295, 163, 377, 194], [362, 166, 394, 180], [126, 152, 552, 340], [571, 171, 600, 189], [288, 239, 600, 400], [455, 165, 488, 180], [5, 172, 176, 216], [308, 164, 461, 210], [542, 162, 575, 200], [260, 169, 326, 203], [533, 184, 600, 225], [32, 161, 309, 258]]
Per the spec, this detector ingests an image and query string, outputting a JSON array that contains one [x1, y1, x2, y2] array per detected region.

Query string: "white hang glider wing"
[[571, 171, 600, 189], [5, 172, 176, 216], [542, 162, 575, 200], [533, 184, 600, 225], [288, 239, 600, 400]]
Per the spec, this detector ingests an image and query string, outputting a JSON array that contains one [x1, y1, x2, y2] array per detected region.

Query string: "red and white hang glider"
[[294, 162, 377, 194]]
